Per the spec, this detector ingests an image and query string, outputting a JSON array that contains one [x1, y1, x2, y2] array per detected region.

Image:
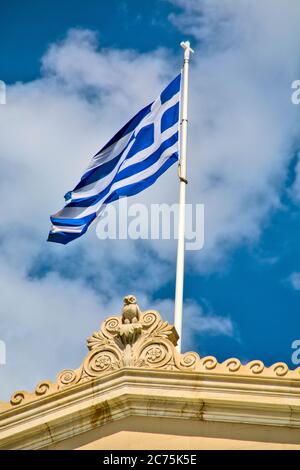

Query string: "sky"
[[1, 0, 300, 401]]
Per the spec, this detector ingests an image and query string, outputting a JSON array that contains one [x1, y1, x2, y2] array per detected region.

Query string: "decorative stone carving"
[[3, 296, 300, 410], [121, 295, 141, 324], [9, 380, 57, 406], [56, 299, 200, 387]]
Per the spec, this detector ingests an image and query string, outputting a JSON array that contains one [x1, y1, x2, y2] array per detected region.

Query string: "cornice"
[[0, 368, 300, 449], [1, 303, 299, 413], [0, 298, 299, 449]]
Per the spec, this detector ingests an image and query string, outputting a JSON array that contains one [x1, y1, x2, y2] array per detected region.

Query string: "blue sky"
[[0, 0, 300, 400], [1, 0, 182, 83]]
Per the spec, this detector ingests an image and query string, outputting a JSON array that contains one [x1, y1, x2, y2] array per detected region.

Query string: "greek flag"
[[48, 74, 181, 244]]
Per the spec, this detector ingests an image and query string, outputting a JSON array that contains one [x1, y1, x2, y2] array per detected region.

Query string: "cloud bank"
[[1, 0, 300, 400]]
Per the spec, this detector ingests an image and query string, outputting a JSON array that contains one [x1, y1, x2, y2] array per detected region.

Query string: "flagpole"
[[174, 40, 194, 352]]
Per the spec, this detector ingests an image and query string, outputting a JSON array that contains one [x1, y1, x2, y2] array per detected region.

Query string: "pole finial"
[[180, 41, 194, 54]]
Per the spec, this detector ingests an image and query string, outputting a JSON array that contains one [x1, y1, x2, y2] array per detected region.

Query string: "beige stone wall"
[[44, 416, 300, 450]]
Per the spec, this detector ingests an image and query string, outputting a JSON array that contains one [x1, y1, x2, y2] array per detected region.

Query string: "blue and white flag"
[[48, 73, 181, 244]]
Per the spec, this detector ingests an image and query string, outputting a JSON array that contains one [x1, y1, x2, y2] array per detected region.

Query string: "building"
[[0, 297, 299, 450]]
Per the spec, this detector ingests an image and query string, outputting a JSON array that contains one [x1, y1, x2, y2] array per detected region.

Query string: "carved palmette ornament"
[[55, 308, 202, 389]]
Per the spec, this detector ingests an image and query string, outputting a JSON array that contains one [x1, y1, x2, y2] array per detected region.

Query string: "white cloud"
[[2, 1, 300, 400], [288, 272, 300, 291], [148, 297, 233, 351]]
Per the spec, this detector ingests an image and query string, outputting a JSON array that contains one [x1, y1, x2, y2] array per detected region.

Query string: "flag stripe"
[[48, 73, 181, 244], [115, 132, 178, 183], [160, 74, 181, 104], [48, 151, 177, 245], [75, 134, 135, 190], [75, 91, 180, 193], [94, 102, 152, 156], [59, 140, 178, 222], [72, 122, 178, 204], [50, 137, 178, 228], [161, 102, 179, 133]]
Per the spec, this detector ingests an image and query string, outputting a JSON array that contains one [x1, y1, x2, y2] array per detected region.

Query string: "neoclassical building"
[[0, 297, 299, 450]]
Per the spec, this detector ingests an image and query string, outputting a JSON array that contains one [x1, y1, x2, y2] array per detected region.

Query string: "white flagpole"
[[174, 40, 194, 352]]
